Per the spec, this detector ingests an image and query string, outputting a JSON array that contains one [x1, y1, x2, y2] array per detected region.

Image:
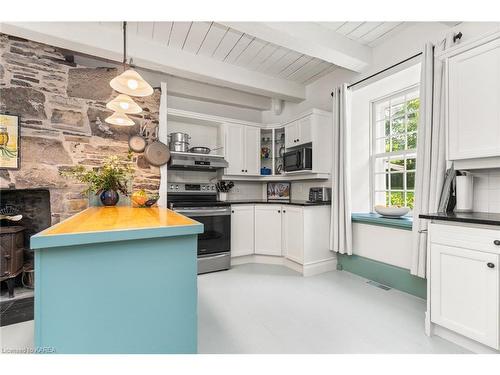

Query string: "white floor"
[[1, 264, 469, 354], [198, 264, 469, 354]]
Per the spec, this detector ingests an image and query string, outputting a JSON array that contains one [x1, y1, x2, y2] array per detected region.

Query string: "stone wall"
[[0, 34, 161, 223]]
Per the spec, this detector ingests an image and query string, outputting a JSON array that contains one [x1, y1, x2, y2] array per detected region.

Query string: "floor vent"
[[366, 280, 391, 291]]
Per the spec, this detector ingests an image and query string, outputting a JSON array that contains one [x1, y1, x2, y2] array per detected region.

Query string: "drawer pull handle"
[[487, 263, 495, 269], [494, 240, 500, 246]]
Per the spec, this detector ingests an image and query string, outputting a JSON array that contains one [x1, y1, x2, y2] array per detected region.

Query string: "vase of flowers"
[[61, 154, 135, 207]]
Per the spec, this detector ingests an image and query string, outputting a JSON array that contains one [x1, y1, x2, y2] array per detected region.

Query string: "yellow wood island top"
[[31, 207, 203, 249]]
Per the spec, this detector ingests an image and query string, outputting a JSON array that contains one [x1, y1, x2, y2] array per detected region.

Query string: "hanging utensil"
[[128, 134, 147, 153], [144, 140, 171, 167]]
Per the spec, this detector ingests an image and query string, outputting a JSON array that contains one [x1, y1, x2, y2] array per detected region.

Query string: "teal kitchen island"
[[30, 207, 203, 354]]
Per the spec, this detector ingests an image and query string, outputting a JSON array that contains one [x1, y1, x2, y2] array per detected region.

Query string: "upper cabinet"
[[445, 35, 500, 165], [285, 115, 314, 149], [223, 123, 260, 176]]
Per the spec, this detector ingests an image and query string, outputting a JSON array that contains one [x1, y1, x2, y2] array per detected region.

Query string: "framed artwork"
[[267, 182, 291, 202], [0, 113, 20, 170]]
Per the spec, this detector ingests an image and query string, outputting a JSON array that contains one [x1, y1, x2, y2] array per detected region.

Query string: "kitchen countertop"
[[419, 211, 500, 226], [31, 207, 203, 249], [227, 199, 331, 206]]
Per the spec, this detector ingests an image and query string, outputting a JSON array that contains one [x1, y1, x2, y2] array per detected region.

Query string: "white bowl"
[[374, 205, 410, 218]]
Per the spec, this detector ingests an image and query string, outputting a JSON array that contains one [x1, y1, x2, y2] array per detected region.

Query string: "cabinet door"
[[297, 116, 312, 146], [224, 124, 245, 175], [430, 243, 499, 349], [285, 122, 299, 149], [448, 39, 500, 160], [244, 126, 261, 175], [231, 205, 255, 257], [282, 205, 304, 264], [254, 205, 282, 256]]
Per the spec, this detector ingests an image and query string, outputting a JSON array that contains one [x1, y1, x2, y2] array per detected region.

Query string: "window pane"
[[407, 112, 418, 132], [385, 120, 391, 136], [407, 98, 419, 113], [391, 135, 405, 151], [390, 173, 404, 190], [406, 157, 416, 171], [406, 192, 415, 209], [407, 172, 415, 190], [391, 116, 405, 134], [389, 158, 404, 172], [407, 132, 417, 149], [390, 192, 404, 207]]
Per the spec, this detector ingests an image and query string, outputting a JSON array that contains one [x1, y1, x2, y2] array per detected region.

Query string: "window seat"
[[351, 213, 413, 231]]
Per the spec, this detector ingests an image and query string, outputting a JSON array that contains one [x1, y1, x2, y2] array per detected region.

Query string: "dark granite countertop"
[[227, 199, 331, 207], [419, 212, 500, 226]]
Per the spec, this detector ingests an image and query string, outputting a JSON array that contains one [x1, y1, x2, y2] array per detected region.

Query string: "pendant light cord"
[[123, 21, 127, 69]]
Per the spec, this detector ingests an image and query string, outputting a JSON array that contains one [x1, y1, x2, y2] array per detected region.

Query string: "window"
[[371, 86, 419, 210]]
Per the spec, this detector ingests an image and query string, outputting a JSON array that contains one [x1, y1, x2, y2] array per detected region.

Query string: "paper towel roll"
[[455, 174, 474, 212]]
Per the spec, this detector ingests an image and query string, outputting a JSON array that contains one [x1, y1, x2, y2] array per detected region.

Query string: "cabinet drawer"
[[429, 223, 500, 254]]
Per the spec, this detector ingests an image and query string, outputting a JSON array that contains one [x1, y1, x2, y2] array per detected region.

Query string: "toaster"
[[308, 187, 332, 202]]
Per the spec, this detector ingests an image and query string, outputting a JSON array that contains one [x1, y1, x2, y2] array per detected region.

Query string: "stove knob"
[[211, 186, 215, 190], [202, 186, 206, 190], [175, 185, 179, 190], [170, 184, 174, 189]]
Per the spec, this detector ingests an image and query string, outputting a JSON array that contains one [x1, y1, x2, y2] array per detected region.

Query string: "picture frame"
[[0, 113, 21, 170], [267, 182, 291, 202]]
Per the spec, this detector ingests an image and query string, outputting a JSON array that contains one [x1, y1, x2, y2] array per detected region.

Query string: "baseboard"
[[231, 255, 337, 277], [431, 323, 500, 354], [302, 258, 337, 276]]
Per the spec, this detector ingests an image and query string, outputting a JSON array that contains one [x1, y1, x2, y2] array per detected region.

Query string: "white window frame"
[[369, 84, 419, 211]]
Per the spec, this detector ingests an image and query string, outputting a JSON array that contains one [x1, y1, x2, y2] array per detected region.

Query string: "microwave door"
[[296, 150, 302, 169]]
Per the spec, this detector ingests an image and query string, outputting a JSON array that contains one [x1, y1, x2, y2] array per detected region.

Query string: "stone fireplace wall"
[[0, 34, 161, 223]]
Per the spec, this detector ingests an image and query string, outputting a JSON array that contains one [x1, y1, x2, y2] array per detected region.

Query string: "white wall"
[[471, 170, 500, 213]]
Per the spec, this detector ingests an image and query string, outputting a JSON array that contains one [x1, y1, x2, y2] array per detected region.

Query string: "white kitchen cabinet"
[[429, 223, 500, 350], [244, 126, 260, 175], [254, 205, 283, 256], [282, 205, 304, 263], [230, 205, 255, 257], [223, 123, 260, 176], [447, 36, 500, 161], [285, 116, 313, 149]]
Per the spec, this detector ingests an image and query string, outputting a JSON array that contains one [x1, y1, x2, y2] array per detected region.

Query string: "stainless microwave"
[[283, 147, 312, 172]]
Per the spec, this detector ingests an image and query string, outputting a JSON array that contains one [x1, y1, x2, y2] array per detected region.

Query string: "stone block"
[[67, 67, 117, 101], [51, 108, 85, 128], [0, 87, 46, 119], [21, 136, 73, 165]]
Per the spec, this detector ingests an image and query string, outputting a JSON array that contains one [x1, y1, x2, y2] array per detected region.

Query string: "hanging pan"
[[144, 140, 171, 167]]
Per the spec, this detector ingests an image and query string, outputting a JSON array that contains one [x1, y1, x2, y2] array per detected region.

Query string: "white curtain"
[[411, 37, 452, 277], [330, 84, 353, 255]]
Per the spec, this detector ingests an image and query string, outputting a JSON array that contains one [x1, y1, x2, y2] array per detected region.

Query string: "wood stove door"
[[13, 231, 24, 274]]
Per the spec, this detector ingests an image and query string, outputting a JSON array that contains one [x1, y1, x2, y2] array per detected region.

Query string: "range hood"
[[168, 151, 228, 171]]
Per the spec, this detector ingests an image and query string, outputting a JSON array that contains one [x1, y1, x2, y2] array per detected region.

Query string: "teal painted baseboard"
[[337, 254, 427, 299]]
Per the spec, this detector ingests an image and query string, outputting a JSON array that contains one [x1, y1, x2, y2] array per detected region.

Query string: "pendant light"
[[109, 21, 153, 97], [105, 112, 135, 126], [106, 94, 142, 114]]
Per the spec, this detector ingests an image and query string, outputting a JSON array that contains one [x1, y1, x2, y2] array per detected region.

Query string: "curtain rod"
[[331, 31, 463, 96], [330, 52, 422, 97]]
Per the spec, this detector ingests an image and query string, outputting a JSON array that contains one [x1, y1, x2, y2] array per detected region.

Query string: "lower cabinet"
[[230, 205, 255, 257], [429, 223, 500, 350], [282, 205, 304, 263], [254, 205, 282, 256]]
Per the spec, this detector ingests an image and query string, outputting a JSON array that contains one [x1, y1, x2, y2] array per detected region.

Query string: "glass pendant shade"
[[105, 111, 135, 126], [109, 69, 154, 97], [106, 94, 142, 114]]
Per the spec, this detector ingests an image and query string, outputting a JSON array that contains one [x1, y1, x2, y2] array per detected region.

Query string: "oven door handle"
[[174, 208, 231, 217]]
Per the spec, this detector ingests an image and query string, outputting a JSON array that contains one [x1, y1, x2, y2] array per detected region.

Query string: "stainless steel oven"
[[167, 183, 231, 274], [283, 147, 312, 172]]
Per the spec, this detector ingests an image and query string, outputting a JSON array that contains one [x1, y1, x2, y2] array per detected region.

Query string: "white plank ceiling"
[[111, 22, 339, 85], [316, 22, 408, 47]]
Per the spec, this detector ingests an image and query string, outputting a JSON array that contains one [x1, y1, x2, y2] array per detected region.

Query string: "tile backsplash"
[[167, 171, 264, 200], [472, 170, 500, 213]]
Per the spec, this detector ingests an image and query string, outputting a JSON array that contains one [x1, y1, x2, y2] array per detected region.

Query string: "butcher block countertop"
[[31, 207, 203, 249]]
